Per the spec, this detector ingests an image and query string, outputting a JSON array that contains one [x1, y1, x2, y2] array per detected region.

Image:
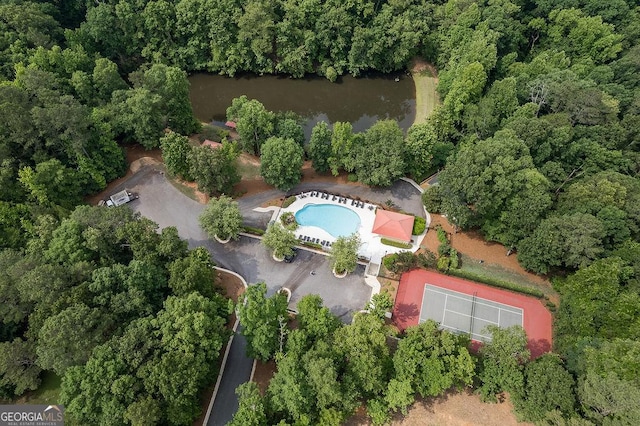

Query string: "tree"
[[393, 320, 475, 398], [229, 382, 268, 426], [478, 325, 530, 401], [553, 258, 640, 353], [260, 137, 304, 191], [130, 63, 200, 135], [354, 120, 406, 187], [333, 313, 391, 399], [545, 8, 623, 65], [577, 339, 640, 424], [328, 122, 356, 175], [237, 282, 288, 361], [0, 338, 41, 397], [18, 159, 83, 209], [199, 195, 243, 241], [188, 140, 240, 195], [168, 247, 216, 299], [226, 96, 275, 155], [111, 88, 164, 149], [36, 303, 111, 375], [518, 213, 606, 274], [404, 122, 453, 181], [513, 354, 577, 421], [160, 131, 193, 180], [437, 129, 536, 230], [296, 295, 341, 343], [366, 293, 394, 320], [275, 115, 305, 147], [307, 121, 332, 173], [262, 223, 298, 259], [329, 233, 360, 275]]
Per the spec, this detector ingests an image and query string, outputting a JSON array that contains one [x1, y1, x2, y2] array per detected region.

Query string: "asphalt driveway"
[[119, 165, 371, 319]]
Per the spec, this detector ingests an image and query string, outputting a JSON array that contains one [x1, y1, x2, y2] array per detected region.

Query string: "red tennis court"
[[393, 269, 552, 358]]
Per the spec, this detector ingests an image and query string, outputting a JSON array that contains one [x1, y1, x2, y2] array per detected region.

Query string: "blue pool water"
[[295, 204, 361, 238]]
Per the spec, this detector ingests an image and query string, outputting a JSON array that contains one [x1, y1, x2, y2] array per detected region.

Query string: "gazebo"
[[372, 210, 415, 243]]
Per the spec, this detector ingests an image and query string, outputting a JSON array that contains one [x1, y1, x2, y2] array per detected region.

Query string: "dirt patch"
[[252, 359, 277, 395], [424, 214, 550, 288], [346, 390, 531, 426], [410, 58, 438, 80]]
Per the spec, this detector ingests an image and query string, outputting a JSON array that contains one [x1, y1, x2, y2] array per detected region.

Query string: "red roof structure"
[[372, 210, 415, 242], [393, 269, 553, 359], [202, 140, 222, 149], [225, 120, 237, 129]]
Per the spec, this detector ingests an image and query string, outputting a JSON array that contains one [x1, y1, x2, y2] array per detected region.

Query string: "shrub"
[[437, 242, 452, 257], [325, 66, 338, 83], [199, 124, 229, 142], [381, 238, 412, 249], [347, 173, 358, 182], [280, 211, 298, 231], [241, 225, 265, 236], [449, 249, 459, 269], [282, 196, 296, 208], [437, 256, 451, 271], [412, 216, 426, 235], [436, 225, 448, 244], [383, 254, 397, 271], [417, 251, 437, 269]]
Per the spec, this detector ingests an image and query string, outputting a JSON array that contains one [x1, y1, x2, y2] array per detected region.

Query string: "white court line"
[[425, 285, 523, 316], [424, 285, 523, 330], [442, 294, 448, 324], [425, 285, 523, 314], [428, 286, 522, 315]]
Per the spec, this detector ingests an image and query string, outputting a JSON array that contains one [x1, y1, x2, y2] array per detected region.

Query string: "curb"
[[203, 268, 249, 426]]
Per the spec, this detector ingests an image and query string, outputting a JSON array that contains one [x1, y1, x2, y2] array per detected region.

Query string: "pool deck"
[[276, 191, 426, 263]]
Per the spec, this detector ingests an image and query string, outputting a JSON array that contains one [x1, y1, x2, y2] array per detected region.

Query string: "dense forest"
[[1, 0, 640, 424]]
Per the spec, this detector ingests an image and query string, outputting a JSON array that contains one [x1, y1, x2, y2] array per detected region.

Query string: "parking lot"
[[115, 165, 372, 320]]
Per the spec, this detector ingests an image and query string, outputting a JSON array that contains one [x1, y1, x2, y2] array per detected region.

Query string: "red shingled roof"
[[202, 140, 222, 149], [372, 210, 414, 242], [225, 120, 237, 129]]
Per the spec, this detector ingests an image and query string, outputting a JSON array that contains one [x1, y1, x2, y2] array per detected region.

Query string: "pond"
[[188, 72, 416, 138]]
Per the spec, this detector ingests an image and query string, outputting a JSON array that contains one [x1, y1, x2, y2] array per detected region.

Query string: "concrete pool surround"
[[277, 190, 427, 263]]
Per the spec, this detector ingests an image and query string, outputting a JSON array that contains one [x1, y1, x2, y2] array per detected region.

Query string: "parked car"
[[284, 248, 298, 263]]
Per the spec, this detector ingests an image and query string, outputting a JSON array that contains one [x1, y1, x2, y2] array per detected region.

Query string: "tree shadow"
[[393, 302, 420, 324], [528, 338, 551, 358]]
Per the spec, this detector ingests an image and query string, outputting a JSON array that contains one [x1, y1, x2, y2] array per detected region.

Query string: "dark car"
[[284, 248, 298, 263]]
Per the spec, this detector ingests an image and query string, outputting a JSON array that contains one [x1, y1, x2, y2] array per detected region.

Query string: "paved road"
[[113, 165, 422, 423], [206, 326, 252, 426]]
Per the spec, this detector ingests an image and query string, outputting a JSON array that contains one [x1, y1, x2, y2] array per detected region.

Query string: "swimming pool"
[[295, 204, 361, 238]]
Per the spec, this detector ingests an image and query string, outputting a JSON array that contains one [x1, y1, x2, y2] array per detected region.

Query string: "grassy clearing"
[[412, 70, 440, 125], [167, 175, 198, 201], [13, 372, 61, 405], [458, 253, 555, 298], [237, 160, 261, 180]]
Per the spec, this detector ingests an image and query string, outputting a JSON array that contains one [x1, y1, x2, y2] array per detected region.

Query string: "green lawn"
[[458, 253, 556, 298], [237, 156, 262, 180], [412, 70, 440, 125], [14, 372, 61, 405]]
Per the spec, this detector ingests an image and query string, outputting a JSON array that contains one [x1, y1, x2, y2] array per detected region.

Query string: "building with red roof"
[[202, 140, 222, 149], [225, 120, 237, 129], [372, 210, 415, 243]]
